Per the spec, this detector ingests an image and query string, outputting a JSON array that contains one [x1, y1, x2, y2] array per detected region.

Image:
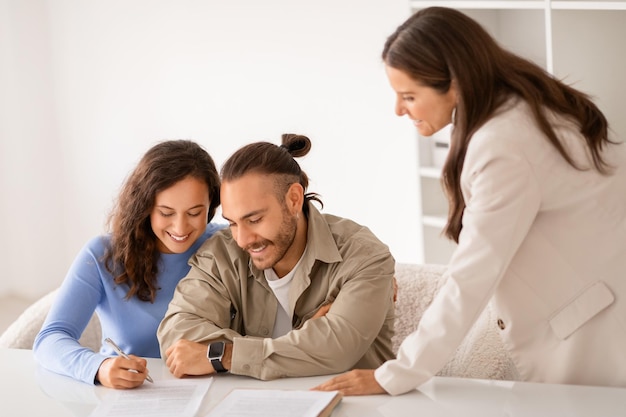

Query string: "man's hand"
[[96, 355, 148, 389], [165, 339, 214, 378], [312, 369, 386, 396], [311, 303, 332, 319]]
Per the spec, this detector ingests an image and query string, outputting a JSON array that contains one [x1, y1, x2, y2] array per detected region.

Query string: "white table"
[[1, 348, 625, 417]]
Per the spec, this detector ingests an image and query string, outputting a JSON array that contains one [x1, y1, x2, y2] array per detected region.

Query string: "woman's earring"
[[451, 107, 457, 126]]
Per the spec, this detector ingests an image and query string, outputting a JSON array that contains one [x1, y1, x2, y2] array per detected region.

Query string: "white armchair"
[[393, 263, 519, 381], [0, 289, 102, 351]]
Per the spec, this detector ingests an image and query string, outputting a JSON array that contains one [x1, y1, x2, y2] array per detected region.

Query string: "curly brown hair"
[[103, 140, 220, 302]]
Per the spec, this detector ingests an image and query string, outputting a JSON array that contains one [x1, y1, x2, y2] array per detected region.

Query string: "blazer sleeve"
[[375, 132, 542, 395]]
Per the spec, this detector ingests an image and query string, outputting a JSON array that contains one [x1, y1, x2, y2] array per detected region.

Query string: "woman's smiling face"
[[385, 65, 457, 137], [150, 176, 210, 254]]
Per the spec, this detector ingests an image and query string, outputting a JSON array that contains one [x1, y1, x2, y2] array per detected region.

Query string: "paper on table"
[[206, 389, 342, 417], [89, 379, 213, 417]]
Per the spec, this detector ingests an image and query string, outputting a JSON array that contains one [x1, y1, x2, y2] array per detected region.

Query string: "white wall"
[[0, 0, 67, 298], [0, 0, 421, 300]]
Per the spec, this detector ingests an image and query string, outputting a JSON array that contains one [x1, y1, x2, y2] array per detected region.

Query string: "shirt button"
[[261, 328, 269, 336], [497, 318, 506, 330]]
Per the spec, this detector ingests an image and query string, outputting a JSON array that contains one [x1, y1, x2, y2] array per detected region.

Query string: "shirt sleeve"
[[33, 237, 109, 385], [376, 134, 541, 395], [157, 257, 242, 356]]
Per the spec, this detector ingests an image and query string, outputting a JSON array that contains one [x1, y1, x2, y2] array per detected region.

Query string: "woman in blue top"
[[34, 140, 222, 389]]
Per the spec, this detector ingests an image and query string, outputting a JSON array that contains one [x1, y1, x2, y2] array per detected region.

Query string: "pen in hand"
[[105, 337, 154, 383]]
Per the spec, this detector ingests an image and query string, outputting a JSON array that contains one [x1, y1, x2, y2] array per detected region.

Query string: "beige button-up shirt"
[[158, 203, 396, 380]]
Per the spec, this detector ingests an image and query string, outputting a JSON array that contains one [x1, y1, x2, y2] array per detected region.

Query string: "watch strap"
[[207, 341, 228, 373]]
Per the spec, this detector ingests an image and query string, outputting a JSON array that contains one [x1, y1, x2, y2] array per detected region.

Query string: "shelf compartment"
[[422, 215, 448, 228], [422, 224, 457, 265]]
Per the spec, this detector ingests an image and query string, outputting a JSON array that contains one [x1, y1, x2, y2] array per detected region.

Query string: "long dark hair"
[[103, 140, 220, 302], [383, 7, 614, 242], [220, 133, 322, 216]]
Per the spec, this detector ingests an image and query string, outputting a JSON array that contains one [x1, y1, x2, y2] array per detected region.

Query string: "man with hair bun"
[[158, 134, 396, 380]]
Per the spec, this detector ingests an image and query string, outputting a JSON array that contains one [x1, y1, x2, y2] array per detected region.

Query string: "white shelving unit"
[[411, 0, 626, 264]]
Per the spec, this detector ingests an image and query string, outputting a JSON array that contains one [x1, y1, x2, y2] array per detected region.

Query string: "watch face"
[[209, 342, 225, 358]]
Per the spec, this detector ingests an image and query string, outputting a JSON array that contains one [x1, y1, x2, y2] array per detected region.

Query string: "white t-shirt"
[[264, 251, 306, 338]]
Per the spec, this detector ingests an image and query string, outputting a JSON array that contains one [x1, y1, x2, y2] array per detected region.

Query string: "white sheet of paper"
[[89, 379, 213, 417], [206, 389, 340, 417]]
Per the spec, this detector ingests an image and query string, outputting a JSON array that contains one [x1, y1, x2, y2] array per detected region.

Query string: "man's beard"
[[247, 208, 298, 271]]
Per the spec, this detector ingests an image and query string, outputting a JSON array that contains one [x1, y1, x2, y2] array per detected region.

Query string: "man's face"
[[221, 173, 298, 273]]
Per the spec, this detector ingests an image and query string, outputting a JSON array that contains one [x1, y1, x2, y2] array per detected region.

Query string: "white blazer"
[[377, 97, 626, 395]]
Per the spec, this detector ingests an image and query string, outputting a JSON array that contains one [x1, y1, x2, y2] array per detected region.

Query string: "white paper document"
[[89, 379, 213, 417], [206, 389, 342, 417]]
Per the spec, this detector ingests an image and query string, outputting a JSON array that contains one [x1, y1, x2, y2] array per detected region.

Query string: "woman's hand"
[[96, 355, 149, 389], [312, 369, 386, 396]]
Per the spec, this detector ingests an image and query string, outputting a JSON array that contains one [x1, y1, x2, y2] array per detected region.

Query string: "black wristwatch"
[[207, 341, 228, 373]]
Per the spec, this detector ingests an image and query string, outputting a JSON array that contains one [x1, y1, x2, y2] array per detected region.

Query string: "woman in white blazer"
[[315, 6, 626, 396]]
